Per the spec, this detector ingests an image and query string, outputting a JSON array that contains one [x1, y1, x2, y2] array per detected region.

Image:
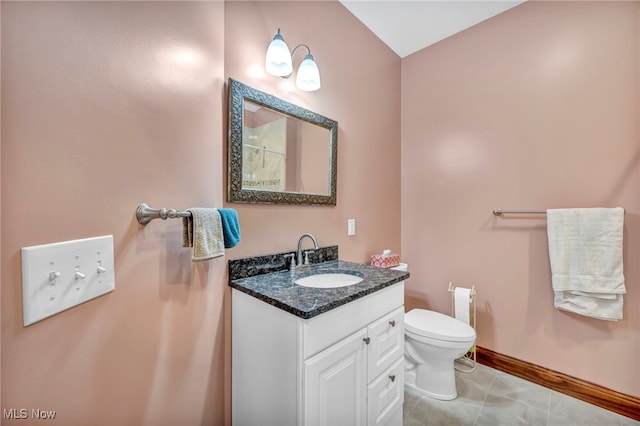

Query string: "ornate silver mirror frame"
[[227, 78, 338, 205]]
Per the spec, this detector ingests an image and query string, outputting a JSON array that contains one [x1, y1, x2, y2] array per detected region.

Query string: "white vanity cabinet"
[[232, 282, 405, 426]]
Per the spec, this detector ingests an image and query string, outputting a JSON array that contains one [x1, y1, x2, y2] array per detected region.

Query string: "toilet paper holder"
[[448, 282, 476, 297], [448, 282, 477, 372]]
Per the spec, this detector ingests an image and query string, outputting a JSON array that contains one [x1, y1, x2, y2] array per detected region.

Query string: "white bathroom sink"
[[295, 273, 364, 288]]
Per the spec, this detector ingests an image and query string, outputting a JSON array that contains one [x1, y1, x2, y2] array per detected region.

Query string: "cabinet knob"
[[389, 374, 396, 382], [363, 337, 370, 345], [389, 320, 396, 327]]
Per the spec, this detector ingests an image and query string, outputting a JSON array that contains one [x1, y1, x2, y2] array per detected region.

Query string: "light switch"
[[21, 235, 115, 326], [348, 219, 356, 236]]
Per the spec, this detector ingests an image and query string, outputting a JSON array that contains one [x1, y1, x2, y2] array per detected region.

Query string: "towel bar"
[[493, 208, 546, 216], [136, 203, 191, 225], [493, 207, 625, 216]]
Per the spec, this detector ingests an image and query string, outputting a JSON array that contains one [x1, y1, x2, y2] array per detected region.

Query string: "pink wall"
[[1, 1, 401, 424], [2, 2, 227, 424], [0, 0, 3, 410], [401, 1, 640, 397], [224, 1, 401, 261], [9, 0, 635, 421]]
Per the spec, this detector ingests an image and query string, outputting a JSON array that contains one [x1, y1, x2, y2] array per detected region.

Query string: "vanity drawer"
[[367, 356, 404, 426], [367, 307, 404, 380], [302, 283, 404, 359]]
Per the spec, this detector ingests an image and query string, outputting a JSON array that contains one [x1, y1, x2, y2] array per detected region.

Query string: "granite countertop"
[[229, 259, 410, 319]]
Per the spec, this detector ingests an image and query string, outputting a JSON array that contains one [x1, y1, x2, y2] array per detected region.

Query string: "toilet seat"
[[405, 309, 475, 343]]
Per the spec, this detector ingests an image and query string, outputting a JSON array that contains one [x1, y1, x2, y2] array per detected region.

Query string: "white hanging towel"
[[546, 208, 625, 321], [182, 208, 225, 261]]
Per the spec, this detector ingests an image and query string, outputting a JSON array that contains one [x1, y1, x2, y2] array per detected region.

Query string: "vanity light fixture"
[[265, 29, 321, 92]]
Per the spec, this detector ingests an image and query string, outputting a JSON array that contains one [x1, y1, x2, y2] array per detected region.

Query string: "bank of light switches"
[[21, 235, 115, 326]]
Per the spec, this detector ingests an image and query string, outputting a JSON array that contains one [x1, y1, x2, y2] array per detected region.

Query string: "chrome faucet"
[[297, 233, 319, 267]]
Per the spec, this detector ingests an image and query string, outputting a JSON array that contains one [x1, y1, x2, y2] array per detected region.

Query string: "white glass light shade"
[[265, 33, 293, 77], [295, 54, 321, 92]]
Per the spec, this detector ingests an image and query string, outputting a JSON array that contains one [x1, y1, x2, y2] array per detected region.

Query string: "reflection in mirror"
[[242, 100, 331, 195], [228, 79, 337, 205]]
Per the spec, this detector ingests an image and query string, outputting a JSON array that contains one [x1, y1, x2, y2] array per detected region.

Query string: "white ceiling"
[[339, 1, 526, 58]]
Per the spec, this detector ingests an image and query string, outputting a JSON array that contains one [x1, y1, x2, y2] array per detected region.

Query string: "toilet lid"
[[405, 309, 476, 342]]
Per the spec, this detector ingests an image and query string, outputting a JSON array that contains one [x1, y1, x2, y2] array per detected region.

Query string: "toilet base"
[[404, 382, 457, 401], [404, 358, 458, 400]]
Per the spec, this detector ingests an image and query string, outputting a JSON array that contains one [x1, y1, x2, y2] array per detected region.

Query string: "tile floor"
[[403, 362, 640, 426]]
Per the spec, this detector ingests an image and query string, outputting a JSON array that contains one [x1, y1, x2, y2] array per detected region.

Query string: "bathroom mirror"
[[228, 78, 338, 205]]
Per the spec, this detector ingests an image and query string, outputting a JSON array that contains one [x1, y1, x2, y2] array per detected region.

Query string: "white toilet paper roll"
[[454, 287, 472, 325]]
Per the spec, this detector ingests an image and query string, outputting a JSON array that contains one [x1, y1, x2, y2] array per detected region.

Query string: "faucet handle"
[[303, 250, 315, 265], [284, 253, 296, 271]]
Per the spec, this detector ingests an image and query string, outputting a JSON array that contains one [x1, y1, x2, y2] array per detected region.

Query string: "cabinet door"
[[304, 328, 368, 426], [367, 307, 404, 380]]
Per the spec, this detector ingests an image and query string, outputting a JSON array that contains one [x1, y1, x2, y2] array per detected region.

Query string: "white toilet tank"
[[391, 263, 408, 272]]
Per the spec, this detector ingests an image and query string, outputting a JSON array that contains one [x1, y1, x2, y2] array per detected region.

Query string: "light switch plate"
[[21, 235, 115, 326], [348, 219, 356, 236]]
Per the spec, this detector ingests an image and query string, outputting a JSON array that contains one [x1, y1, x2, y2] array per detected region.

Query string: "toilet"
[[390, 263, 476, 400], [404, 309, 476, 400]]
